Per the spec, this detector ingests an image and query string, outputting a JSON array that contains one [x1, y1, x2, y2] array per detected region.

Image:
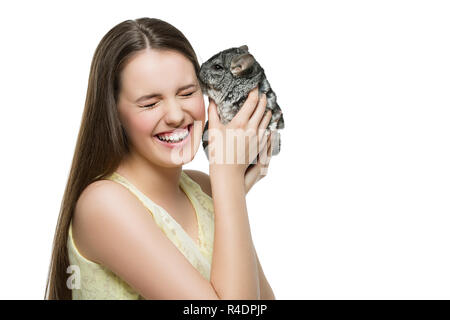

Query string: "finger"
[[248, 93, 268, 129], [257, 132, 271, 167], [244, 162, 260, 191], [259, 160, 270, 177], [207, 98, 220, 126], [266, 132, 273, 158], [256, 130, 270, 157], [257, 110, 272, 143], [248, 154, 267, 178], [248, 133, 261, 166], [250, 136, 272, 179], [260, 109, 272, 129], [258, 130, 270, 152], [264, 132, 273, 159], [257, 148, 270, 178], [233, 87, 259, 125]]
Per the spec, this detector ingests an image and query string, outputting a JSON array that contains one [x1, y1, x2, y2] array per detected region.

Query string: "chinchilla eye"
[[213, 64, 223, 70]]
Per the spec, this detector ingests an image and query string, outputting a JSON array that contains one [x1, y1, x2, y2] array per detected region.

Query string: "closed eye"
[[141, 92, 196, 108], [142, 102, 157, 108]]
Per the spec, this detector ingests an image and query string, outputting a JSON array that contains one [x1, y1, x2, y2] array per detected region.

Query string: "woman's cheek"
[[133, 113, 158, 136], [191, 95, 205, 121]]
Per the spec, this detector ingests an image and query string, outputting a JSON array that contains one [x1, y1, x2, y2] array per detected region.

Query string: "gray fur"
[[198, 45, 284, 161]]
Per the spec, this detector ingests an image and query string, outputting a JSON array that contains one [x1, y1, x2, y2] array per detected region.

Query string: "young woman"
[[44, 17, 275, 300]]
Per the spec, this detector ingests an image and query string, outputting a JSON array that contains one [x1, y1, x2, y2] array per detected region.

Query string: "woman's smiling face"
[[117, 49, 205, 167]]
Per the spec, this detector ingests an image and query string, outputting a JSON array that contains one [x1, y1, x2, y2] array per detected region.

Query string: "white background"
[[0, 0, 449, 299]]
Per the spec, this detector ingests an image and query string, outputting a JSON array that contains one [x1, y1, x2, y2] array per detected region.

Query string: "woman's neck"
[[114, 152, 184, 201]]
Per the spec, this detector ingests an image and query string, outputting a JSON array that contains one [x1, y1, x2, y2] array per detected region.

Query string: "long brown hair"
[[44, 17, 201, 300]]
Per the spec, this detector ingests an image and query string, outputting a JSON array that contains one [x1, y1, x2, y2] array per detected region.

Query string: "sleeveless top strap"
[[179, 171, 215, 260]]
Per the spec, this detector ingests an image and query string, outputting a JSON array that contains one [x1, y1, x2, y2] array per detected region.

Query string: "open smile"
[[153, 124, 192, 149]]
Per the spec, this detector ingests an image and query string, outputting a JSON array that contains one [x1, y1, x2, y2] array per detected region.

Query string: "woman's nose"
[[164, 99, 185, 126]]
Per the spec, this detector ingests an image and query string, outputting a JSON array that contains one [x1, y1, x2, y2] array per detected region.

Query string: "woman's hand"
[[207, 87, 273, 179], [244, 131, 273, 195]]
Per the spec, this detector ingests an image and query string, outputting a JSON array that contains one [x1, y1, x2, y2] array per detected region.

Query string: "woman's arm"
[[186, 169, 275, 300], [187, 88, 272, 299], [208, 167, 260, 299]]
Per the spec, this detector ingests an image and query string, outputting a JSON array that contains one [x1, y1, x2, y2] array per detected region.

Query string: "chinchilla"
[[198, 45, 284, 163]]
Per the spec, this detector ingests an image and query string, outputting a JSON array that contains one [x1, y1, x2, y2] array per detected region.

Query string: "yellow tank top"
[[67, 170, 215, 299]]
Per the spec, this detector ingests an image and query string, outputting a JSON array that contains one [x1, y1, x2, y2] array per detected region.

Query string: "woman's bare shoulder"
[[183, 170, 212, 197], [74, 179, 132, 219], [72, 179, 140, 263]]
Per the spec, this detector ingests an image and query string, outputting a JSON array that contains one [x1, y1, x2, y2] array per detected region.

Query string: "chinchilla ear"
[[238, 45, 249, 52], [230, 53, 255, 77]]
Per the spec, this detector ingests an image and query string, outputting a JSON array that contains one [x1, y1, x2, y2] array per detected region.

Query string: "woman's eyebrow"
[[134, 83, 198, 103]]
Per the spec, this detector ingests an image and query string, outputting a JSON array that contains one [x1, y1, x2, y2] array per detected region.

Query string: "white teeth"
[[157, 127, 189, 142]]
